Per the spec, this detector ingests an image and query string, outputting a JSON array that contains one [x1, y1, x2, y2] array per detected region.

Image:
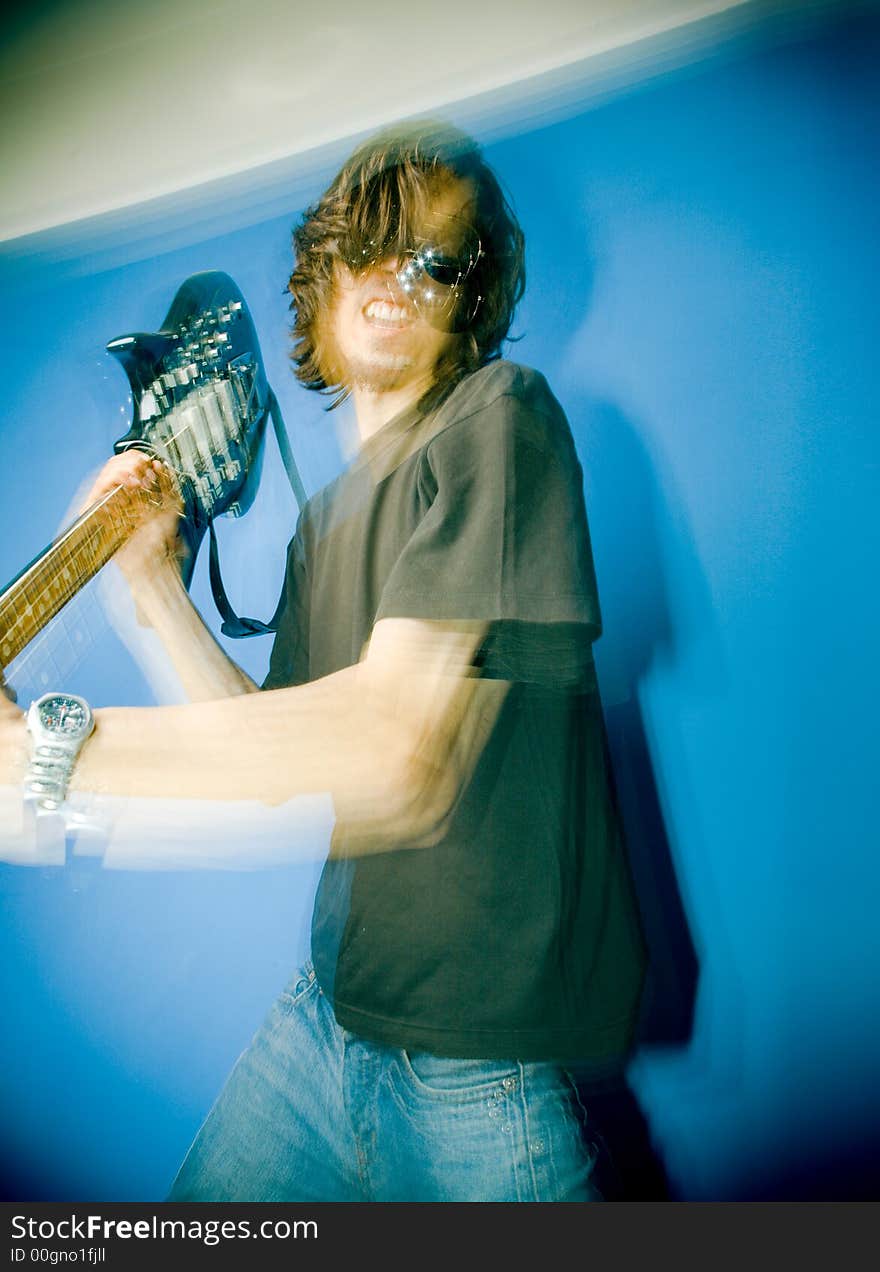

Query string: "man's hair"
[[287, 120, 526, 406]]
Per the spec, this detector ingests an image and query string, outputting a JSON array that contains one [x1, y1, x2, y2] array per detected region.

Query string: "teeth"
[[365, 301, 408, 322]]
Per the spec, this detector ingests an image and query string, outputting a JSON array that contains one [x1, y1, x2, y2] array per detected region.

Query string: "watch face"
[[36, 694, 92, 739]]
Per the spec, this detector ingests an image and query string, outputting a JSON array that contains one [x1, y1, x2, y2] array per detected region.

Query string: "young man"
[[0, 123, 646, 1201]]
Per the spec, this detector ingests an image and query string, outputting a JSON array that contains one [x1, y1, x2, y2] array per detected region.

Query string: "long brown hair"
[[288, 120, 526, 408]]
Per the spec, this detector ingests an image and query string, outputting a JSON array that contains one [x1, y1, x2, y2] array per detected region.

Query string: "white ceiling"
[[0, 0, 788, 242]]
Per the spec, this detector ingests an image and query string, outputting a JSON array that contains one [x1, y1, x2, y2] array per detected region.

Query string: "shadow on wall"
[[508, 139, 703, 1199], [586, 400, 700, 1053], [575, 402, 701, 1202], [512, 126, 702, 1056]]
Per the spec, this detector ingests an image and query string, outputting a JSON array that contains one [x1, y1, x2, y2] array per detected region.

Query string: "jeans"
[[168, 962, 601, 1202]]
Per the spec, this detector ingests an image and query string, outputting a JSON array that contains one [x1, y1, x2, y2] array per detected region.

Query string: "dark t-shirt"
[[264, 361, 646, 1063]]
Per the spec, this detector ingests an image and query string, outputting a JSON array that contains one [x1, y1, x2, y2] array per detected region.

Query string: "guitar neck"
[[0, 486, 142, 670]]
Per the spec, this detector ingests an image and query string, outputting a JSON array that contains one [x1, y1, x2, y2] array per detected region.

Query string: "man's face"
[[321, 177, 477, 401]]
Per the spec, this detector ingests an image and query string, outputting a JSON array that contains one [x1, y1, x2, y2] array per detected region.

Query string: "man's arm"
[[1, 455, 509, 862], [0, 616, 507, 861], [75, 616, 505, 853], [79, 450, 259, 701]]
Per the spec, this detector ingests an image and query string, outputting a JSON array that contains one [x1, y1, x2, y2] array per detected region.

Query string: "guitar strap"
[[208, 388, 307, 638]]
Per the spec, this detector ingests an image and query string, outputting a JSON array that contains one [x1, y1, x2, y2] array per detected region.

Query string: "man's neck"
[[352, 374, 435, 444]]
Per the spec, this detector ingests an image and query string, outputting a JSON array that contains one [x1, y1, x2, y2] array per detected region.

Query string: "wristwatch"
[[24, 692, 95, 851]]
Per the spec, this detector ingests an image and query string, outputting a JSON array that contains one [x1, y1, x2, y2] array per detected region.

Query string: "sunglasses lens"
[[396, 237, 481, 323], [421, 254, 464, 287]]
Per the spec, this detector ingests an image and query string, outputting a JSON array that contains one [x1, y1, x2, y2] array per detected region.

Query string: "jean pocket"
[[278, 961, 317, 1008], [398, 1050, 521, 1101]]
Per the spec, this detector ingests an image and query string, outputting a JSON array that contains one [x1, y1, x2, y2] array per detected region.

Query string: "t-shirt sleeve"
[[375, 370, 602, 685]]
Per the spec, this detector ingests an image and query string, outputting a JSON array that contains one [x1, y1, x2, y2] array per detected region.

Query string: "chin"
[[349, 354, 416, 394]]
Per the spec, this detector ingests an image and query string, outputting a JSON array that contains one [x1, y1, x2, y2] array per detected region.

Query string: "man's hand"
[[78, 451, 259, 704], [79, 450, 185, 601]]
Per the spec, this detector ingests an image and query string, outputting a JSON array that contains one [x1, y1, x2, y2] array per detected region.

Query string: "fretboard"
[[0, 486, 141, 669]]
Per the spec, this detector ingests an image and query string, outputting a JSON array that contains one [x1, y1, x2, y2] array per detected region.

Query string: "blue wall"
[[1, 9, 877, 1200]]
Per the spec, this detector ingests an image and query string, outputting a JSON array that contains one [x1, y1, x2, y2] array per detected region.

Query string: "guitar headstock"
[[106, 271, 270, 530]]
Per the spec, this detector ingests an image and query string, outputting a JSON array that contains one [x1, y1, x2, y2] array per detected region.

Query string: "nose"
[[377, 257, 412, 304]]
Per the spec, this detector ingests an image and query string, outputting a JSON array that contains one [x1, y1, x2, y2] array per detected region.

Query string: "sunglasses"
[[340, 234, 484, 328]]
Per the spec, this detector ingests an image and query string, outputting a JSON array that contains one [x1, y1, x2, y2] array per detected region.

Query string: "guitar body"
[[107, 270, 271, 587]]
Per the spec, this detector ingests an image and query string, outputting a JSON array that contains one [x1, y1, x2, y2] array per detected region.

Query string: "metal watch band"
[[24, 739, 78, 811]]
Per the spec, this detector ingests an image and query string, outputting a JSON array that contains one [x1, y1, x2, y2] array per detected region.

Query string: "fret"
[[0, 484, 143, 669], [5, 584, 106, 705]]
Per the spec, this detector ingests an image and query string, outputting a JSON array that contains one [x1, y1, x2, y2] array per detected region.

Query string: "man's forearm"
[[0, 618, 506, 864], [76, 446, 258, 703], [129, 562, 258, 701], [73, 661, 399, 800], [70, 627, 506, 854]]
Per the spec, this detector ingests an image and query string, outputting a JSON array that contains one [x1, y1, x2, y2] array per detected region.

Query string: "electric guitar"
[[0, 270, 279, 693]]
